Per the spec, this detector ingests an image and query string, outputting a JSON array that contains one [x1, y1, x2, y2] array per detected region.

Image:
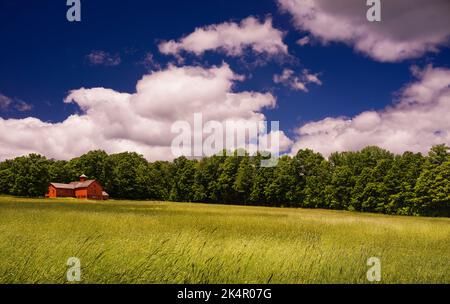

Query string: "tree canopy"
[[0, 145, 449, 217]]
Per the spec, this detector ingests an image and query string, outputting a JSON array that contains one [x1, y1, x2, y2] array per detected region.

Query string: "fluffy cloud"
[[0, 94, 12, 110], [278, 0, 450, 62], [158, 16, 288, 58], [273, 68, 321, 92], [291, 65, 450, 156], [0, 64, 291, 161], [0, 93, 32, 112], [86, 51, 121, 66], [138, 52, 161, 71], [296, 36, 310, 46]]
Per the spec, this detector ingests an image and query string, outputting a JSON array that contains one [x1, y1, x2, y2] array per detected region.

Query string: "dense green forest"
[[0, 145, 449, 217]]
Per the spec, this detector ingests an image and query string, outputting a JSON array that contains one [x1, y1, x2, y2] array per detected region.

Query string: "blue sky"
[[0, 0, 449, 160]]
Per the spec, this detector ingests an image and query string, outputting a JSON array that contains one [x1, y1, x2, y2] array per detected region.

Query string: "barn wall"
[[57, 188, 74, 197], [47, 185, 57, 198], [75, 188, 88, 199], [47, 186, 75, 198], [87, 182, 104, 200], [47, 181, 106, 200]]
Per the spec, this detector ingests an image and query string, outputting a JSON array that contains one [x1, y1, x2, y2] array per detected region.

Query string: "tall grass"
[[0, 196, 448, 283]]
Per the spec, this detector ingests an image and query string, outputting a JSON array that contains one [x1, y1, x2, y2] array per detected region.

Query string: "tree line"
[[0, 145, 449, 217]]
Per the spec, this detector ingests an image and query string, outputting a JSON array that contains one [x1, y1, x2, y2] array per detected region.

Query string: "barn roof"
[[50, 180, 96, 189], [70, 180, 96, 188], [50, 183, 75, 190]]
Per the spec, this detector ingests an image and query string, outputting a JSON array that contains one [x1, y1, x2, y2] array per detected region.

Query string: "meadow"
[[0, 196, 448, 284]]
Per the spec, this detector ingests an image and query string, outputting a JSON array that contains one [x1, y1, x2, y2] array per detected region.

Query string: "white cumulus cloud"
[[0, 64, 291, 161], [296, 36, 310, 46], [86, 51, 121, 66], [273, 68, 322, 92], [278, 0, 450, 62], [291, 65, 450, 156], [158, 16, 288, 58], [0, 93, 32, 112]]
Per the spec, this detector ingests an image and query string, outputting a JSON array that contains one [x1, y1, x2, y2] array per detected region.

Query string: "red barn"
[[46, 174, 109, 200]]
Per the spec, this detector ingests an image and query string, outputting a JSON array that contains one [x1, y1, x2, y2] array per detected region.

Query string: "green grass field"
[[0, 196, 449, 284]]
